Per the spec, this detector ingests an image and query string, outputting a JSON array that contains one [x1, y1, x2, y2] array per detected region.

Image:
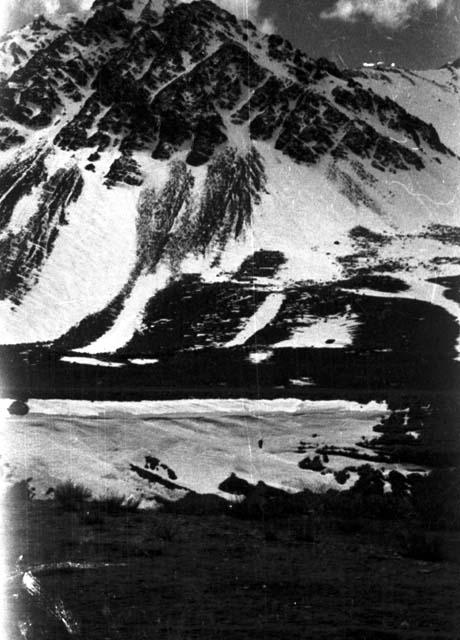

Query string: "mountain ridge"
[[0, 0, 459, 388]]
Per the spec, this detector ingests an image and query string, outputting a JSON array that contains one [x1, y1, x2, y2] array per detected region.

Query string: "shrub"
[[291, 514, 316, 543], [410, 468, 460, 530], [162, 492, 229, 516], [80, 507, 105, 526], [123, 495, 142, 512], [153, 522, 177, 543], [78, 493, 142, 524], [401, 530, 446, 562], [324, 488, 410, 521], [351, 465, 385, 497], [388, 470, 409, 497], [335, 517, 364, 535], [263, 523, 279, 542], [230, 485, 315, 521], [97, 492, 142, 514], [54, 480, 92, 511], [98, 492, 126, 514]]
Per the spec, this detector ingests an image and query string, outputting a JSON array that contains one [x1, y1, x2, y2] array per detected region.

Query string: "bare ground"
[[5, 501, 460, 640]]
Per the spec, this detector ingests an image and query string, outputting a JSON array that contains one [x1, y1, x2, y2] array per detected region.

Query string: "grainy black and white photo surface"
[[0, 0, 459, 637]]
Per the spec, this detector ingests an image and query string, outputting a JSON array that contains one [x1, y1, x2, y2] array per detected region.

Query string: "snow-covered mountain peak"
[[0, 1, 459, 378]]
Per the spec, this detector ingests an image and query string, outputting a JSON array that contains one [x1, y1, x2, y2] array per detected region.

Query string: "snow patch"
[[6, 186, 41, 233], [0, 174, 137, 344], [290, 378, 315, 387], [273, 314, 359, 349], [77, 266, 171, 355], [61, 356, 125, 368], [224, 293, 284, 348], [248, 351, 273, 364], [0, 398, 388, 418]]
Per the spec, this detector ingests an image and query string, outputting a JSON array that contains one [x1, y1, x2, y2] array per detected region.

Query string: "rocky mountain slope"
[[0, 0, 459, 392]]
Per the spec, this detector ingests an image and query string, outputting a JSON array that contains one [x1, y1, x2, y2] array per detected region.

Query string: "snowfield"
[[273, 314, 360, 350], [0, 398, 391, 501], [76, 266, 171, 354], [0, 168, 138, 344]]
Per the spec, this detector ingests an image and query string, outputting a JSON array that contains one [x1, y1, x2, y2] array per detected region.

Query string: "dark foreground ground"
[[5, 495, 460, 640]]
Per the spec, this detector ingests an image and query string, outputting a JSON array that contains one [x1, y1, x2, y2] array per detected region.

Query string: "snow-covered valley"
[[0, 398, 397, 501]]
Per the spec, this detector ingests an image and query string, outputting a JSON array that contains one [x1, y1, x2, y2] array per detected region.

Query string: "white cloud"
[[0, 0, 92, 33], [321, 0, 449, 28]]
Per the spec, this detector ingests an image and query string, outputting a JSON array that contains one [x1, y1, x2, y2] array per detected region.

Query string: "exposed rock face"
[[0, 0, 450, 172], [105, 155, 144, 187], [0, 126, 25, 151], [0, 149, 48, 233], [0, 163, 83, 303]]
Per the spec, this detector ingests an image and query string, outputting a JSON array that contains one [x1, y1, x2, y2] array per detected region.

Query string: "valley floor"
[[0, 398, 424, 499], [5, 501, 460, 640], [2, 397, 458, 639]]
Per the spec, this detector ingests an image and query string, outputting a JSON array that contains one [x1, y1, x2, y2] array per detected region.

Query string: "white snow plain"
[[0, 398, 390, 501]]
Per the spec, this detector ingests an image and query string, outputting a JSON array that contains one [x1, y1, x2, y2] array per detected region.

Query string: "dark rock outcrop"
[[299, 455, 325, 472], [8, 399, 29, 416], [0, 165, 83, 303]]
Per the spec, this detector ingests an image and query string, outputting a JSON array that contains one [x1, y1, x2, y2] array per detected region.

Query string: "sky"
[[259, 0, 460, 68], [1, 0, 459, 69]]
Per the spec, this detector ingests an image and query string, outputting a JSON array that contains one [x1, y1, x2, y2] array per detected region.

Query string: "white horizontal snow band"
[[0, 398, 388, 417]]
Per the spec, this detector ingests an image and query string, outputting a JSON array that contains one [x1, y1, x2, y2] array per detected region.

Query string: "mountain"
[[0, 0, 459, 398]]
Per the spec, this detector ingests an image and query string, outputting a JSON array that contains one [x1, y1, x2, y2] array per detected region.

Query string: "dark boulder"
[[334, 469, 350, 485], [388, 470, 409, 497], [8, 400, 29, 416], [219, 472, 253, 496], [351, 465, 385, 496], [299, 455, 325, 472]]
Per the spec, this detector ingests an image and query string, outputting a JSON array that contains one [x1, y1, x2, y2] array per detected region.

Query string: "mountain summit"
[[0, 0, 459, 391]]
